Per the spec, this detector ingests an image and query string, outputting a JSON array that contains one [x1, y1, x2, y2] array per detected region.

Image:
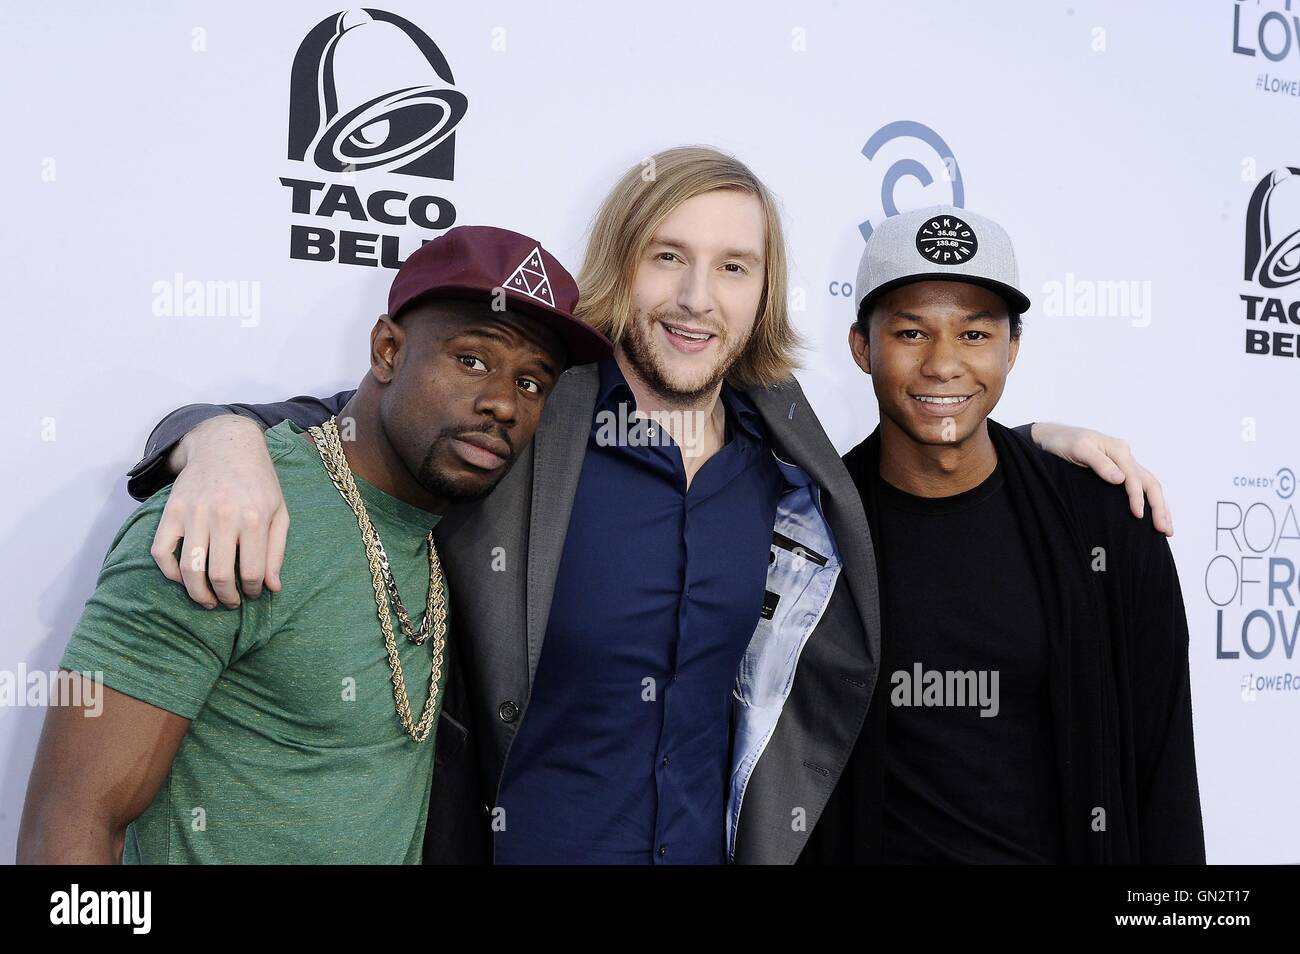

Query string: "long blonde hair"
[[573, 146, 802, 390]]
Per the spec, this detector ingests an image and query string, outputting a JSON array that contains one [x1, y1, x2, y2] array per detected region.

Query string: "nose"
[[675, 262, 716, 321], [918, 336, 964, 383], [473, 372, 520, 429]]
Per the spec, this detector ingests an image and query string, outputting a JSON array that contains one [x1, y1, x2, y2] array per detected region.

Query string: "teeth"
[[667, 325, 711, 341], [913, 395, 969, 405]]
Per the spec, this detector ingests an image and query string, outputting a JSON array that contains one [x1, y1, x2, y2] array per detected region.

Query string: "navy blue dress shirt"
[[494, 358, 785, 864]]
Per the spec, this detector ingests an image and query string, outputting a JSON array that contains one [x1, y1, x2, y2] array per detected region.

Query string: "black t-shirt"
[[873, 459, 1066, 864]]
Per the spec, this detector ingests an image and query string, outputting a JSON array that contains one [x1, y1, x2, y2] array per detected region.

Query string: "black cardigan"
[[804, 420, 1205, 864]]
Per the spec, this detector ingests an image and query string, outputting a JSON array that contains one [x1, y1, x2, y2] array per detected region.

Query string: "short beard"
[[413, 425, 513, 503], [621, 307, 750, 404]]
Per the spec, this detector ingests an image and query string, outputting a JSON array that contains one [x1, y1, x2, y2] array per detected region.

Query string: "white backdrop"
[[2, 1, 1296, 863]]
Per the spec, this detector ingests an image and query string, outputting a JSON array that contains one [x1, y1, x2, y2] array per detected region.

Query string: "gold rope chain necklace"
[[307, 417, 446, 743]]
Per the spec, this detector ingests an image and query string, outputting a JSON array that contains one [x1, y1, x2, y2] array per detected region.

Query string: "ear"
[[848, 323, 872, 376], [370, 314, 404, 384], [1006, 330, 1021, 374]]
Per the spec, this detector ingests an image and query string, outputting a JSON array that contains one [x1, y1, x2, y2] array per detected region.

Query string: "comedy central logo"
[[915, 215, 977, 265], [857, 120, 965, 242], [288, 8, 466, 178], [1279, 467, 1296, 500], [1241, 167, 1300, 358]]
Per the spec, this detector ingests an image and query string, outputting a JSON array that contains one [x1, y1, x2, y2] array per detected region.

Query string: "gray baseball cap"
[[855, 205, 1031, 321]]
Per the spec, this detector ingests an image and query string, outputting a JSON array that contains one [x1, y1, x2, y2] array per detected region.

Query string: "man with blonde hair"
[[122, 147, 1169, 864]]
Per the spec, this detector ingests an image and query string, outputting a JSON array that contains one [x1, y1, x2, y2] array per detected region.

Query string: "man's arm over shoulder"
[[128, 390, 353, 501], [131, 390, 351, 606], [1013, 421, 1174, 534]]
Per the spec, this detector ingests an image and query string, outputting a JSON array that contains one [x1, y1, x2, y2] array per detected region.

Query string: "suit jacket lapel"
[[747, 379, 880, 657], [733, 377, 882, 863], [524, 363, 599, 686]]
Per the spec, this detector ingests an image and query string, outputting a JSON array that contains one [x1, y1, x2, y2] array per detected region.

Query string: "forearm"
[[128, 390, 354, 500], [163, 413, 268, 480], [17, 803, 124, 864]]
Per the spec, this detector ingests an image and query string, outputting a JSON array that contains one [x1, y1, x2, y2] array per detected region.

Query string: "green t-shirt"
[[61, 420, 449, 864]]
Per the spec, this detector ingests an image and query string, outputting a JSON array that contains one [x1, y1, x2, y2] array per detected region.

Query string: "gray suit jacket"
[[460, 364, 881, 863], [431, 364, 882, 863], [130, 364, 885, 863]]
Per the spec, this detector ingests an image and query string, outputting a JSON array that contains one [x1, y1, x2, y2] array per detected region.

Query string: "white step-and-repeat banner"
[[2, 1, 1296, 863]]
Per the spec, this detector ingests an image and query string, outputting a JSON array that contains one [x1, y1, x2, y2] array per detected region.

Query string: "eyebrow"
[[450, 328, 558, 378], [888, 309, 999, 322], [650, 235, 763, 267], [452, 327, 509, 344]]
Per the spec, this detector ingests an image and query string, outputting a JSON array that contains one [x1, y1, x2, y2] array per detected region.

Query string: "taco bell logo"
[[1245, 167, 1300, 289], [280, 9, 464, 269], [288, 8, 467, 179], [1241, 167, 1300, 357]]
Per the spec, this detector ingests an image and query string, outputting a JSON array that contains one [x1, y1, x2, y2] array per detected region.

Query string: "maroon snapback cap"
[[387, 225, 611, 366]]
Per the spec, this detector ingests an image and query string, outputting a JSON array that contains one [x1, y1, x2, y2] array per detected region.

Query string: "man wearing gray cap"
[[803, 206, 1204, 864]]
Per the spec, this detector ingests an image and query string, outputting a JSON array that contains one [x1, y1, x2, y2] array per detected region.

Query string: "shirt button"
[[661, 755, 670, 767], [659, 845, 667, 857], [498, 700, 520, 723]]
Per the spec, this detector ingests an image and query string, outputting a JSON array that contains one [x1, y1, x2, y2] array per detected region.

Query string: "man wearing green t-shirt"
[[17, 226, 611, 863]]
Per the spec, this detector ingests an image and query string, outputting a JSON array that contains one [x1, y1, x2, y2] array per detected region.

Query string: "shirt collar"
[[596, 356, 634, 410], [594, 357, 765, 443]]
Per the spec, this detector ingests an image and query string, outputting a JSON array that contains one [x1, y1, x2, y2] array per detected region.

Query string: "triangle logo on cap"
[[502, 247, 556, 308]]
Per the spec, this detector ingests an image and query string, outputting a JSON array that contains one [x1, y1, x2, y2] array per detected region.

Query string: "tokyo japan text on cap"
[[855, 205, 1032, 320]]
